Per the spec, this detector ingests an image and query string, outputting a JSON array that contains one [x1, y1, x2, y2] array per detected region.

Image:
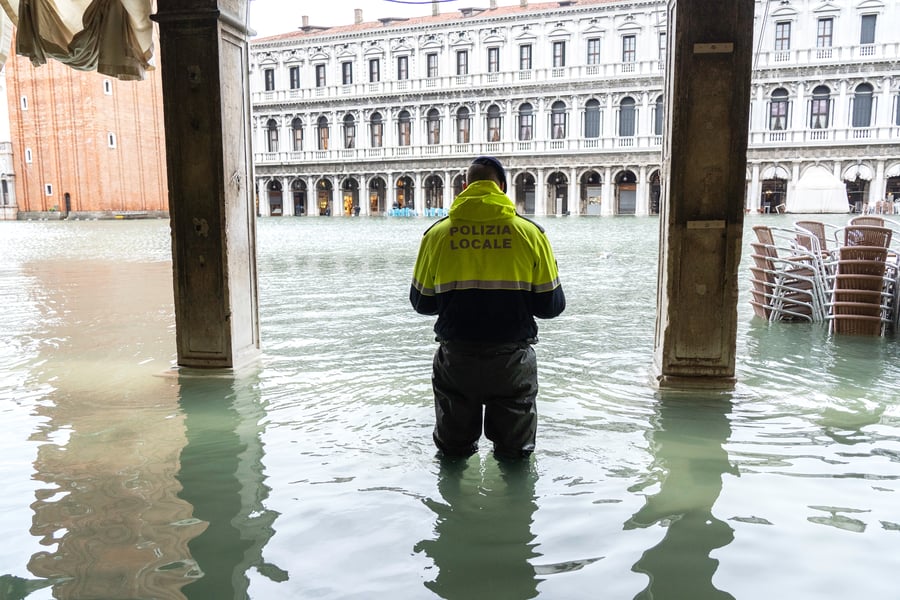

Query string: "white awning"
[[885, 163, 900, 179], [761, 165, 790, 180], [0, 0, 154, 80], [842, 163, 874, 181]]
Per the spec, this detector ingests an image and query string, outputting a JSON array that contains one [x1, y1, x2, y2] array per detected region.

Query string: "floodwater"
[[0, 215, 898, 600]]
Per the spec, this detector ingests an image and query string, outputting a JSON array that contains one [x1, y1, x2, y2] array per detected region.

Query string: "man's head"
[[468, 156, 507, 193]]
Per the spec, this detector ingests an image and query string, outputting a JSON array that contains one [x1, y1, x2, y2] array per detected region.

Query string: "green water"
[[0, 215, 898, 599]]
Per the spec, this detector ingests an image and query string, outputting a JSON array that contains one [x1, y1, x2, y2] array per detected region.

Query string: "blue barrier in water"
[[387, 207, 449, 217]]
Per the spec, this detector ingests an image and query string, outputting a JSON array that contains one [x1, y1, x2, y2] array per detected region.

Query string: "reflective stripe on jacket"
[[410, 180, 565, 342]]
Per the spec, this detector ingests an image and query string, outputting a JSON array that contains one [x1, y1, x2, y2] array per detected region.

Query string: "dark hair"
[[471, 156, 506, 192]]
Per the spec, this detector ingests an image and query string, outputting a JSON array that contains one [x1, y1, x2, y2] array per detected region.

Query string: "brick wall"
[[5, 38, 168, 216]]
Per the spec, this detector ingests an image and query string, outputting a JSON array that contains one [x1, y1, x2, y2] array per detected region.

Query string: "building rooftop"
[[253, 0, 623, 43]]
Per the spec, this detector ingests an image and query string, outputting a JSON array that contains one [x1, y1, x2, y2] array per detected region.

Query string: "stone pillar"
[[787, 162, 800, 210], [313, 175, 323, 216], [641, 91, 651, 143], [153, 1, 260, 369], [329, 174, 340, 217], [504, 100, 513, 145], [792, 83, 805, 136], [872, 160, 886, 206], [604, 95, 615, 140], [834, 80, 848, 130], [535, 98, 546, 143], [535, 167, 546, 216], [283, 176, 295, 216], [879, 76, 893, 130], [257, 177, 269, 217], [568, 167, 577, 215], [601, 166, 614, 216], [653, 0, 754, 389], [636, 164, 649, 216], [747, 164, 760, 213], [443, 169, 453, 209], [473, 103, 483, 144], [414, 171, 424, 215]]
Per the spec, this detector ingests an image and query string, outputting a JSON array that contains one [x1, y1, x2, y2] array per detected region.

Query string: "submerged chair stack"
[[827, 225, 897, 336], [749, 225, 829, 322]]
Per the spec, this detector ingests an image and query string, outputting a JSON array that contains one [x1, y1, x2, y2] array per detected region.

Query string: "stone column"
[[653, 0, 754, 389], [792, 83, 805, 137], [443, 169, 453, 209], [871, 160, 886, 206], [535, 167, 546, 216], [834, 80, 848, 131], [329, 175, 340, 217], [568, 167, 578, 215], [879, 76, 893, 131], [153, 0, 260, 369], [786, 162, 800, 210], [750, 86, 763, 131], [257, 177, 269, 217], [282, 176, 295, 216], [535, 98, 546, 144], [473, 103, 483, 144], [641, 91, 651, 144], [414, 171, 424, 215], [601, 166, 614, 216], [747, 164, 760, 213], [307, 175, 319, 216], [636, 164, 649, 216], [500, 100, 518, 148], [604, 95, 615, 140]]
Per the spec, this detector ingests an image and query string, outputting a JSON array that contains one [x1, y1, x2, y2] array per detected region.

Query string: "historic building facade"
[[250, 0, 899, 217], [4, 41, 168, 219]]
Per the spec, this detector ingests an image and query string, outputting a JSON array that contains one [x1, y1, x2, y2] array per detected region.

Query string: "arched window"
[[810, 85, 830, 129], [427, 108, 441, 145], [584, 99, 600, 138], [456, 107, 471, 143], [852, 83, 874, 128], [317, 116, 329, 150], [370, 112, 383, 148], [518, 103, 533, 141], [486, 104, 502, 142], [398, 110, 411, 146], [551, 101, 567, 139], [343, 114, 356, 149], [769, 88, 789, 131], [654, 95, 664, 136], [266, 119, 278, 152], [619, 97, 636, 137], [291, 117, 303, 151], [423, 174, 444, 209]]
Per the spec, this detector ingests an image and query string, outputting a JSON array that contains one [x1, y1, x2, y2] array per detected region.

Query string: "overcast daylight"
[[3, 2, 900, 599]]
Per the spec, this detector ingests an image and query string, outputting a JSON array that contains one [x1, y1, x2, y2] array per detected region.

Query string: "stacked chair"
[[749, 225, 829, 322], [827, 225, 898, 336]]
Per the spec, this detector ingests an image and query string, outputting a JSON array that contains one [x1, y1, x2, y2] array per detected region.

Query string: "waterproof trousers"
[[431, 340, 538, 459]]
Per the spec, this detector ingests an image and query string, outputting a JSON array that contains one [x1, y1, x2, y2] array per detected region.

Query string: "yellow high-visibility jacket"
[[410, 180, 565, 342]]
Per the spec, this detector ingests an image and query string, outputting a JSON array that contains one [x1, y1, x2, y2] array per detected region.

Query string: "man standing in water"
[[409, 156, 566, 459]]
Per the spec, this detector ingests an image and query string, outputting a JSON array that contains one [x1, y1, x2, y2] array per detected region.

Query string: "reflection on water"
[[0, 216, 899, 599], [176, 374, 285, 600], [626, 396, 736, 600], [7, 251, 196, 599], [415, 456, 540, 600]]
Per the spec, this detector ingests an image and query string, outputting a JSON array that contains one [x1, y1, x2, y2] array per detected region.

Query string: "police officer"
[[409, 156, 566, 459]]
